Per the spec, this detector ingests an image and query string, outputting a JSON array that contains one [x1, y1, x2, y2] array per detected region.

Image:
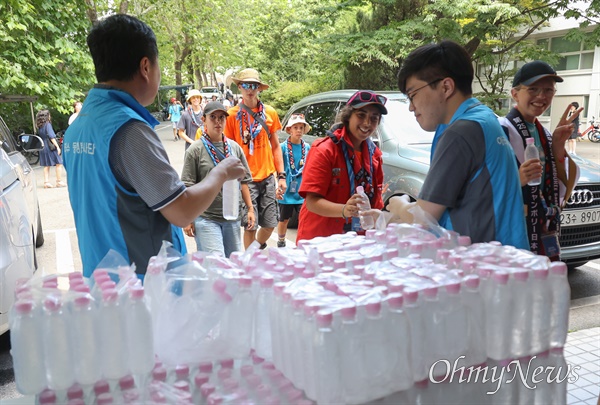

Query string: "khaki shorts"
[[242, 176, 279, 230]]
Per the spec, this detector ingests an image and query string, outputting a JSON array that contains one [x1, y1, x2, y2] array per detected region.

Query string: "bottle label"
[[351, 216, 362, 232]]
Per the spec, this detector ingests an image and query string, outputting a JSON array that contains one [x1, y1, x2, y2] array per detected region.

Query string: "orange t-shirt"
[[224, 104, 282, 181]]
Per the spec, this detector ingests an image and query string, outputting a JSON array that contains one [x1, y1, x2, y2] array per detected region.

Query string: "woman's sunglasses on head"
[[349, 91, 387, 106]]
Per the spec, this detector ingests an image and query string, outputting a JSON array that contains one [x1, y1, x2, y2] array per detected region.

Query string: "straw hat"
[[231, 68, 269, 91]]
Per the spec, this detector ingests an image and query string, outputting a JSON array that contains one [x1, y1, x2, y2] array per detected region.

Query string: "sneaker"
[[277, 239, 286, 248], [259, 242, 268, 250]]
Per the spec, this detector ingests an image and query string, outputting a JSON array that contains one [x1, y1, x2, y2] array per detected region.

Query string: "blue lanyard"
[[341, 140, 375, 198], [201, 136, 229, 166]]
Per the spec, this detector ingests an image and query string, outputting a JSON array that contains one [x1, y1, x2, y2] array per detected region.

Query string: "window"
[[303, 102, 340, 138], [538, 35, 595, 71]]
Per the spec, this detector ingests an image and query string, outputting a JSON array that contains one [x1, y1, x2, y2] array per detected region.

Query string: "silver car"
[[0, 115, 44, 334], [280, 90, 600, 269]]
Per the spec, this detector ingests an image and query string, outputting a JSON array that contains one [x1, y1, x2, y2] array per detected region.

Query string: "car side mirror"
[[20, 134, 44, 151]]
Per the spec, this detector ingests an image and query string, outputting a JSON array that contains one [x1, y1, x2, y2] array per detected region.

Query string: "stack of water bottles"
[[9, 267, 155, 403]]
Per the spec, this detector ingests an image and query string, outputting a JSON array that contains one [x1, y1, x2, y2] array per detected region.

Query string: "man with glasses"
[[224, 68, 285, 249], [498, 60, 580, 260], [390, 40, 528, 249]]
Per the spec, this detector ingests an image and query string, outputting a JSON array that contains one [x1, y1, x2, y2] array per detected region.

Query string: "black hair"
[[571, 101, 579, 109], [397, 40, 473, 96], [87, 14, 158, 82]]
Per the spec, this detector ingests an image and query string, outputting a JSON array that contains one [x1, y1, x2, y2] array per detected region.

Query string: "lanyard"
[[201, 134, 230, 166], [341, 139, 375, 198], [285, 139, 307, 178]]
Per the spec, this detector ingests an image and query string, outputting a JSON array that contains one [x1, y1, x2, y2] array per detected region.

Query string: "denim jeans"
[[193, 216, 241, 258]]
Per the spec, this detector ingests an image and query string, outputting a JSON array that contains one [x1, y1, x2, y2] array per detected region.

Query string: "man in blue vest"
[[389, 40, 528, 249], [63, 14, 245, 279]]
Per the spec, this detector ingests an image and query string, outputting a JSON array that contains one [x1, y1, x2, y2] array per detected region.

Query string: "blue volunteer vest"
[[63, 87, 186, 278], [431, 98, 528, 249]]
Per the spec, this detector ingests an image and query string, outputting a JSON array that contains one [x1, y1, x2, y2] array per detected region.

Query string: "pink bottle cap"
[[152, 366, 167, 382], [207, 393, 224, 405], [513, 269, 529, 282], [200, 383, 216, 397], [436, 249, 450, 262], [217, 368, 233, 380], [212, 279, 227, 293], [67, 384, 84, 400], [223, 377, 239, 392], [550, 262, 567, 276], [445, 282, 461, 295], [281, 271, 294, 282], [198, 361, 213, 373], [255, 384, 271, 399], [409, 242, 423, 254], [478, 267, 494, 278], [285, 387, 304, 402], [174, 380, 190, 392], [293, 264, 305, 275], [240, 364, 254, 377], [246, 374, 262, 388], [403, 289, 418, 304], [94, 380, 110, 395], [533, 268, 549, 279], [365, 301, 382, 315], [462, 275, 480, 289], [493, 271, 509, 284], [194, 372, 210, 387], [387, 294, 403, 309], [96, 393, 113, 405], [260, 275, 274, 288], [302, 270, 316, 278], [14, 300, 34, 314], [73, 295, 91, 307], [73, 284, 91, 293], [304, 302, 320, 317], [43, 298, 61, 311], [261, 361, 275, 371], [239, 276, 252, 288], [68, 272, 84, 280], [423, 286, 438, 298], [316, 312, 333, 327], [102, 288, 118, 302], [99, 280, 117, 290], [39, 389, 57, 404], [252, 353, 265, 365], [119, 375, 135, 390], [448, 256, 462, 268], [220, 358, 234, 368], [129, 286, 144, 299], [458, 235, 471, 246]]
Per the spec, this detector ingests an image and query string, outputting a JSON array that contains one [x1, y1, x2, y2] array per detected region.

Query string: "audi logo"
[[567, 189, 595, 206]]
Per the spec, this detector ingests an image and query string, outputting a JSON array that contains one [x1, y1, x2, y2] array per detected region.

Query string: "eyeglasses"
[[521, 86, 556, 97], [291, 113, 305, 119], [208, 114, 227, 122], [348, 91, 387, 106], [240, 83, 261, 90], [406, 78, 443, 104]]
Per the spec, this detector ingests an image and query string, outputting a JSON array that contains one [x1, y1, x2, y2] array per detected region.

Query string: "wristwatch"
[[277, 172, 286, 180]]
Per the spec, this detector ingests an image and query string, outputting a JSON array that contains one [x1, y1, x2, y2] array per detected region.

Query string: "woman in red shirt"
[[297, 90, 387, 242]]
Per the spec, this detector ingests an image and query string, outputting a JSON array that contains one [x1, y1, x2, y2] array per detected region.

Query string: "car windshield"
[[202, 88, 219, 93], [380, 98, 434, 145]]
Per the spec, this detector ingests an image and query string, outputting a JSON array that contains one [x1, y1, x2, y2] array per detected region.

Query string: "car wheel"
[[35, 207, 44, 248], [567, 261, 587, 272]]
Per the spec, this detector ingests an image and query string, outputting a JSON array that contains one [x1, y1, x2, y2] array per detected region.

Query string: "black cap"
[[203, 101, 229, 117], [512, 61, 563, 88]]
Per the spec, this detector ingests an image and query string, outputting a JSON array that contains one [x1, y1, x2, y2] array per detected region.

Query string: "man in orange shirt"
[[224, 68, 285, 249]]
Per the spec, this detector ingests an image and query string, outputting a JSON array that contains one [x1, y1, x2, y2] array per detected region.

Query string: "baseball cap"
[[512, 61, 563, 88], [203, 101, 229, 117], [170, 97, 176, 102], [347, 90, 388, 115]]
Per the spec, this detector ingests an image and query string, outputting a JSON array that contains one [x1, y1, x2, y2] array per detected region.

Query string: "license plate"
[[560, 207, 600, 227]]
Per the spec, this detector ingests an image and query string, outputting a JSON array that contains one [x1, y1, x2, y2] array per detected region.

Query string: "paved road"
[[0, 124, 598, 401]]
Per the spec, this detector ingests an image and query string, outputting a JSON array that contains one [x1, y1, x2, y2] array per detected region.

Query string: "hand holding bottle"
[[519, 158, 543, 187]]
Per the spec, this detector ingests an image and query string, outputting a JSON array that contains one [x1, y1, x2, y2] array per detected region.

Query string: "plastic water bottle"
[[386, 295, 413, 393], [255, 276, 275, 360], [460, 276, 486, 367], [524, 137, 541, 186], [313, 312, 343, 404], [356, 186, 374, 230], [485, 271, 512, 361], [222, 276, 254, 359], [442, 283, 469, 365], [222, 179, 240, 220], [549, 262, 570, 348], [99, 289, 129, 379], [509, 269, 532, 357], [126, 287, 155, 375], [403, 289, 426, 382], [362, 301, 389, 400], [530, 268, 551, 354], [70, 295, 102, 385], [10, 300, 46, 395], [43, 297, 75, 391]]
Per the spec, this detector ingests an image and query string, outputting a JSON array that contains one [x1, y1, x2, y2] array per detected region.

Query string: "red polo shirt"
[[297, 126, 384, 242]]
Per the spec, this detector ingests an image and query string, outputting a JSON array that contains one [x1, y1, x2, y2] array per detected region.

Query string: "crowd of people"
[[61, 14, 580, 278]]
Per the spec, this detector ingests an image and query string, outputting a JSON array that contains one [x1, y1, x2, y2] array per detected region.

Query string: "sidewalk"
[[564, 327, 600, 404]]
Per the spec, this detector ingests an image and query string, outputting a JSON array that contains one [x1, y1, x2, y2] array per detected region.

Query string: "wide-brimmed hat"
[[203, 101, 229, 117], [285, 113, 311, 134], [347, 90, 388, 115], [231, 69, 269, 91], [186, 89, 202, 101], [512, 61, 563, 88]]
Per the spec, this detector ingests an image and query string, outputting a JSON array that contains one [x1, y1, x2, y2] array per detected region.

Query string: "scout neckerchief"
[[285, 138, 307, 178], [237, 101, 266, 155], [187, 105, 203, 129], [201, 132, 230, 166], [327, 125, 376, 200], [506, 107, 560, 259]]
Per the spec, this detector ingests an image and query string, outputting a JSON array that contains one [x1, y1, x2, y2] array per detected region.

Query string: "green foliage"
[[0, 0, 95, 129]]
